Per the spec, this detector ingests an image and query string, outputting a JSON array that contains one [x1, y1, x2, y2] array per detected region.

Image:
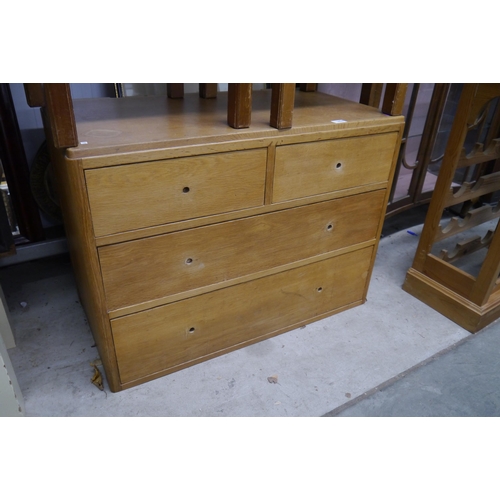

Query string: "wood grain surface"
[[86, 149, 267, 236], [273, 132, 398, 202], [99, 190, 386, 311], [112, 247, 374, 384]]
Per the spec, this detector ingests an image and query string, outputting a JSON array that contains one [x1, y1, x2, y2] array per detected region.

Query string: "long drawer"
[[99, 189, 386, 311], [273, 132, 398, 202], [85, 149, 267, 237], [112, 246, 374, 384]]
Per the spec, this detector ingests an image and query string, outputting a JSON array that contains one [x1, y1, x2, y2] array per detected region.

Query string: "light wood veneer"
[[46, 90, 403, 391]]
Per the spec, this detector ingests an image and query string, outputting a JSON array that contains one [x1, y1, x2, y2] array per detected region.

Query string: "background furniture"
[[403, 83, 500, 333], [27, 84, 404, 391], [0, 84, 45, 256]]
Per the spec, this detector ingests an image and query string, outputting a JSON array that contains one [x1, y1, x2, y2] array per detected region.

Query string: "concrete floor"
[[1, 214, 499, 417]]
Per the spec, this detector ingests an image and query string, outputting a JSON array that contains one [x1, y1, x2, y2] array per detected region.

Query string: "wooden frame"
[[403, 83, 500, 332]]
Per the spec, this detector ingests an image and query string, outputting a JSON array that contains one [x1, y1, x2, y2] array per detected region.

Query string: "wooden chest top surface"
[[66, 90, 403, 159]]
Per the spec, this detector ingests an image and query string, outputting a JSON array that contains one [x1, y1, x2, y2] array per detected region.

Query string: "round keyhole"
[[183, 187, 190, 193], [185, 258, 193, 265]]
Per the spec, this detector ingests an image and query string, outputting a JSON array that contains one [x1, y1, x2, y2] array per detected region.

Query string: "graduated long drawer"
[[112, 246, 374, 384], [273, 132, 398, 202], [99, 189, 386, 312], [85, 149, 267, 237]]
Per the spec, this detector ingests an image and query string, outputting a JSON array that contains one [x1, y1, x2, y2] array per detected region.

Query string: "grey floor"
[[2, 210, 499, 417]]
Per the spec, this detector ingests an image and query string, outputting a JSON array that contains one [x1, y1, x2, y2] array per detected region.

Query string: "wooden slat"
[[199, 84, 217, 99], [43, 83, 78, 149], [436, 204, 500, 242], [167, 83, 184, 99], [227, 83, 252, 129], [381, 83, 408, 116], [23, 83, 45, 107], [444, 171, 500, 207], [439, 231, 494, 263], [360, 83, 384, 108], [270, 83, 295, 130], [456, 139, 500, 169], [299, 84, 317, 92]]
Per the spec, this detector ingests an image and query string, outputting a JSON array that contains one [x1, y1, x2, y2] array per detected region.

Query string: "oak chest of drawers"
[[47, 90, 404, 392]]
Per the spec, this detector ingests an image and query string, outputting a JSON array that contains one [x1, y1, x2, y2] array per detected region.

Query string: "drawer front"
[[86, 149, 267, 237], [112, 246, 374, 384], [273, 132, 398, 202], [99, 189, 385, 311]]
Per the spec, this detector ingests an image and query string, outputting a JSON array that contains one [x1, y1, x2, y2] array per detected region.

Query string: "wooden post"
[[407, 83, 451, 201], [360, 83, 384, 108], [270, 83, 295, 130], [167, 84, 184, 99], [23, 84, 45, 107], [381, 83, 408, 116], [227, 84, 252, 129], [299, 84, 317, 92], [199, 84, 217, 99], [43, 83, 78, 149]]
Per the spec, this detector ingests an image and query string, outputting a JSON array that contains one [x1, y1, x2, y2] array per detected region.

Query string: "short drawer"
[[99, 189, 386, 311], [112, 246, 374, 384], [273, 132, 398, 202], [85, 149, 267, 237]]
